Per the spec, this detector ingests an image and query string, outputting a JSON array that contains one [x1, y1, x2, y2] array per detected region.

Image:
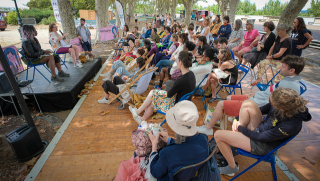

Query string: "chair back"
[[134, 69, 155, 95], [256, 70, 281, 91], [127, 54, 155, 83], [299, 81, 307, 95], [237, 64, 250, 83]]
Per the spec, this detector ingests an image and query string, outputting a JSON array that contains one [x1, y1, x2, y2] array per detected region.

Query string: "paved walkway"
[[25, 53, 320, 181]]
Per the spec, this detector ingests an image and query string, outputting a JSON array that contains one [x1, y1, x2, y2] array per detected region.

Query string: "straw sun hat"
[[166, 100, 199, 136]]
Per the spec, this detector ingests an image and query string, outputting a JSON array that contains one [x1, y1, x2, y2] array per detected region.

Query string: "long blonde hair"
[[271, 88, 308, 118]]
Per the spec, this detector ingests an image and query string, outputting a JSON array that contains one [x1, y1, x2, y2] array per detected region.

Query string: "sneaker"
[[98, 97, 109, 104], [129, 106, 138, 119], [58, 70, 70, 77], [51, 76, 64, 82], [102, 76, 112, 81], [86, 55, 90, 60], [134, 116, 142, 125], [74, 63, 83, 68], [197, 125, 213, 135], [219, 162, 239, 176], [117, 103, 125, 110], [208, 97, 219, 103], [100, 72, 111, 77], [76, 60, 82, 65]]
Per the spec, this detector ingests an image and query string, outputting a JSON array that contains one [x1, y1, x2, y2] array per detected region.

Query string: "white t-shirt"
[[135, 16, 137, 20], [141, 27, 147, 34], [161, 17, 164, 21]]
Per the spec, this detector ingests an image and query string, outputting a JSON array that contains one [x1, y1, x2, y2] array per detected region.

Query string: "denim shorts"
[[81, 41, 92, 51]]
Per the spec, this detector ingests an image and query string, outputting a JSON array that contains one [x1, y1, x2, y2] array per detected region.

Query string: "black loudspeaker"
[[6, 125, 45, 162]]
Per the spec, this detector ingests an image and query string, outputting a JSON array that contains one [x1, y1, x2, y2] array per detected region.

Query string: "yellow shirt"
[[210, 21, 222, 35], [158, 31, 166, 39]]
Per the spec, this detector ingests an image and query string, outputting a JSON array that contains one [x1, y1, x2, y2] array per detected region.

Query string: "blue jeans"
[[156, 59, 174, 72], [111, 60, 126, 74], [114, 67, 130, 79], [141, 34, 145, 39]]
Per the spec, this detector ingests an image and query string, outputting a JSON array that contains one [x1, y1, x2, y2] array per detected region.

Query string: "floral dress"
[[151, 90, 176, 113]]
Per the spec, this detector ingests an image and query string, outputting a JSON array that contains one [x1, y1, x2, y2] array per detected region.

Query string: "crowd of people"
[[19, 14, 313, 180]]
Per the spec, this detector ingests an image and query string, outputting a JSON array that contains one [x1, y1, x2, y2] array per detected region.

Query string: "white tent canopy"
[[1, 0, 29, 9]]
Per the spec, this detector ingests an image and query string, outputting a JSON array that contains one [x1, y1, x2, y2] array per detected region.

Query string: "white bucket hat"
[[166, 100, 199, 136]]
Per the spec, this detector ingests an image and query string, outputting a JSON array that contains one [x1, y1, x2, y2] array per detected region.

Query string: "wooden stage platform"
[[28, 59, 320, 181]]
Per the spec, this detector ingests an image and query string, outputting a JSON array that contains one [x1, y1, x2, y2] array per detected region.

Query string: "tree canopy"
[[308, 0, 320, 17]]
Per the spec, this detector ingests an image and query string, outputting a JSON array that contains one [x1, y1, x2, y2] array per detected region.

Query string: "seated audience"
[[187, 26, 195, 42], [210, 15, 222, 37], [227, 19, 244, 49], [214, 88, 311, 175], [171, 25, 177, 34], [192, 17, 211, 43], [98, 57, 146, 110], [49, 23, 82, 68], [152, 34, 179, 66], [251, 24, 292, 85], [129, 51, 195, 124], [141, 23, 147, 39], [291, 17, 313, 57], [197, 55, 306, 136], [217, 38, 235, 60], [202, 48, 238, 103], [22, 25, 69, 82], [176, 25, 183, 34], [100, 49, 145, 81], [158, 25, 166, 39], [145, 23, 153, 39], [161, 26, 172, 47], [195, 36, 211, 61], [181, 22, 187, 32], [148, 101, 208, 180], [131, 26, 141, 39], [150, 28, 160, 43], [217, 16, 231, 40], [232, 19, 260, 64], [243, 21, 276, 67]]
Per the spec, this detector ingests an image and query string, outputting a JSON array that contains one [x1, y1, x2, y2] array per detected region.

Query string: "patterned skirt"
[[151, 89, 176, 112]]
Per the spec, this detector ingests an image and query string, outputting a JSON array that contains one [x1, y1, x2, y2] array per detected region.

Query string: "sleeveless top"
[[201, 26, 210, 44], [221, 61, 238, 85], [167, 18, 172, 26]]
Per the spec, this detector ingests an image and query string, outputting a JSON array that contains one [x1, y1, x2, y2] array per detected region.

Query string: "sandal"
[[250, 81, 260, 86]]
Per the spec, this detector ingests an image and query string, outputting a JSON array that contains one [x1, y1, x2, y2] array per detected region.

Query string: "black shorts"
[[135, 19, 137, 22], [250, 139, 275, 156], [81, 41, 92, 51]]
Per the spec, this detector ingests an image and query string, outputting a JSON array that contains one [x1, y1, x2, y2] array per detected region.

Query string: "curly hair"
[[49, 23, 56, 33], [271, 87, 308, 119], [263, 21, 275, 31]]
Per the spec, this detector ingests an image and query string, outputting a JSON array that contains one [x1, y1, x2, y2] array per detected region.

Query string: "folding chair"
[[17, 48, 52, 83], [112, 38, 126, 60], [108, 68, 157, 107], [216, 64, 250, 97], [230, 135, 296, 181], [299, 81, 307, 95], [256, 70, 280, 91], [108, 54, 155, 106], [48, 41, 68, 69], [158, 73, 210, 126]]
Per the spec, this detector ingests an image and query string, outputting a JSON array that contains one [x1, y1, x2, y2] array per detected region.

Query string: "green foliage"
[[40, 16, 56, 25], [6, 11, 18, 25], [27, 0, 52, 10], [237, 0, 256, 15], [260, 0, 288, 16], [6, 9, 54, 25], [308, 0, 320, 17]]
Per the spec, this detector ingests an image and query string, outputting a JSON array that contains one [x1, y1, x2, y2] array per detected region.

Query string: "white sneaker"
[[100, 72, 111, 77], [197, 125, 213, 135], [134, 116, 142, 125], [98, 97, 109, 104], [102, 76, 112, 81], [129, 106, 138, 119], [86, 55, 90, 60], [76, 60, 82, 65], [74, 63, 83, 68]]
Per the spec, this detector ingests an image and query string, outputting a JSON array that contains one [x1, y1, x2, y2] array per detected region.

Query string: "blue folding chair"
[[112, 38, 126, 60], [17, 48, 52, 83], [48, 41, 68, 69], [230, 135, 296, 181], [216, 64, 250, 97], [158, 73, 210, 126], [299, 81, 307, 95], [256, 70, 281, 91]]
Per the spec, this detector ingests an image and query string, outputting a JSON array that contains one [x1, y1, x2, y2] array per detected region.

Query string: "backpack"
[[301, 29, 312, 49]]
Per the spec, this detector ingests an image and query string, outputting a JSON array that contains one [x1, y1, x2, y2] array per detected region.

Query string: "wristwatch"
[[272, 54, 274, 59]]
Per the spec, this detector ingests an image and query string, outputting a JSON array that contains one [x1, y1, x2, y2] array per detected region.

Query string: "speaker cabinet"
[[6, 125, 44, 162]]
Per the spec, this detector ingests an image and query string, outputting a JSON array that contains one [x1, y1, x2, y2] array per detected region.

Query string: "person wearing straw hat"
[[147, 100, 209, 180]]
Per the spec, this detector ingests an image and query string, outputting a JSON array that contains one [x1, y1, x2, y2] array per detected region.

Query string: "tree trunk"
[[216, 0, 239, 27], [171, 0, 177, 18], [57, 0, 77, 44], [181, 0, 193, 25], [119, 0, 127, 18], [166, 0, 170, 15], [128, 0, 136, 20], [114, 2, 122, 38], [278, 0, 308, 27], [93, 0, 109, 44]]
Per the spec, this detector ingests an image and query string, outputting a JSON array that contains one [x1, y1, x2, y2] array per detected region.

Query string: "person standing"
[[76, 18, 94, 60], [291, 17, 313, 57], [135, 14, 138, 26]]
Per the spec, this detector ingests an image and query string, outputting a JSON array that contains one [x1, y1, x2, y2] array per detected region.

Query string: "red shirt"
[[243, 29, 260, 47]]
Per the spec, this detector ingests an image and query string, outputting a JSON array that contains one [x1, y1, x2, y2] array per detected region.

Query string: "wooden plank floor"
[[35, 62, 320, 181]]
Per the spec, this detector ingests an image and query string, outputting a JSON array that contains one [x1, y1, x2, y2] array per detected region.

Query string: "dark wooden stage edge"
[[0, 59, 102, 113]]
